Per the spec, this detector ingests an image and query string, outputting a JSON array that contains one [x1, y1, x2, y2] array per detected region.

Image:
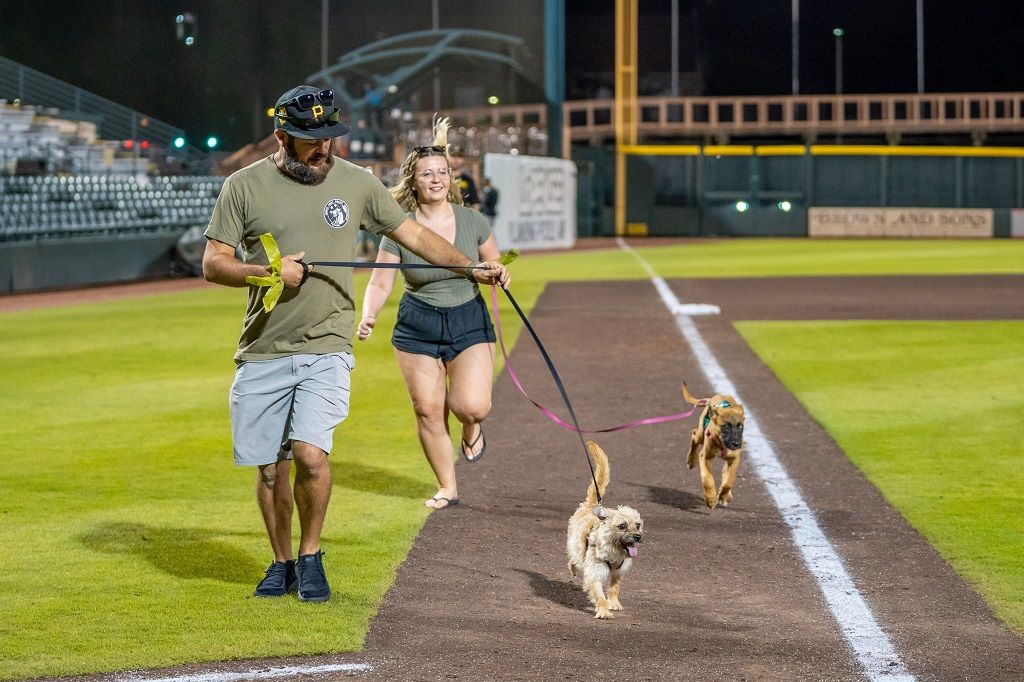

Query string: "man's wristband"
[[465, 263, 480, 282]]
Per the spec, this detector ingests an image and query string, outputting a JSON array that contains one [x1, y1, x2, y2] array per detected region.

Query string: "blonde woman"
[[358, 119, 505, 510]]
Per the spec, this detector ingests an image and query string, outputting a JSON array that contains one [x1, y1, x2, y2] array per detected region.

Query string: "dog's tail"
[[585, 440, 610, 507], [681, 382, 705, 406]]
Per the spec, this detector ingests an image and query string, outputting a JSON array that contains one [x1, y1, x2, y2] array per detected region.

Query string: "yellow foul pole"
[[615, 0, 638, 236]]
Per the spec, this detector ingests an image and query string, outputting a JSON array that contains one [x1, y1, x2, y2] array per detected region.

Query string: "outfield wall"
[[574, 145, 1024, 237], [0, 234, 180, 293]]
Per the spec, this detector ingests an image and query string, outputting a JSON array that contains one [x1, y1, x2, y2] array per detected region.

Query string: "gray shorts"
[[229, 352, 354, 466]]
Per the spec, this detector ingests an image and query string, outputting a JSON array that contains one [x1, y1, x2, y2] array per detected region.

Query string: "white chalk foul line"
[[617, 238, 914, 681], [111, 662, 371, 682]]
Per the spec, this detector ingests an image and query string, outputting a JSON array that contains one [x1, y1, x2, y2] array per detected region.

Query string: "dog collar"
[[605, 559, 625, 570]]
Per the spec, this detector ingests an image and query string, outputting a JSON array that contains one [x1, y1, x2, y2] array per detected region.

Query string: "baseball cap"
[[273, 85, 350, 140]]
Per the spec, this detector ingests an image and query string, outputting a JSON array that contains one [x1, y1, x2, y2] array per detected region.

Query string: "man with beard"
[[449, 146, 481, 210], [202, 85, 510, 603]]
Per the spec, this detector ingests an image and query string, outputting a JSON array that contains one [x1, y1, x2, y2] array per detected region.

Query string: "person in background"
[[203, 87, 509, 602], [481, 177, 499, 227], [357, 118, 504, 511], [449, 145, 481, 210]]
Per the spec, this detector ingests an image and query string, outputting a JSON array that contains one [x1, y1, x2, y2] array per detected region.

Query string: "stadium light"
[[206, 136, 219, 149], [487, 95, 500, 105], [735, 201, 750, 212], [175, 11, 197, 45], [833, 28, 844, 95], [777, 200, 792, 212], [173, 136, 186, 149]]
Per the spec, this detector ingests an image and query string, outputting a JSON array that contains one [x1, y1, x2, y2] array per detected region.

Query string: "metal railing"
[[562, 92, 1024, 157], [0, 55, 200, 154]]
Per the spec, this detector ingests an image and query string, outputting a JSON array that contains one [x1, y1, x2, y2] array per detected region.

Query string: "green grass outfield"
[[736, 320, 1024, 633], [1, 239, 1022, 679]]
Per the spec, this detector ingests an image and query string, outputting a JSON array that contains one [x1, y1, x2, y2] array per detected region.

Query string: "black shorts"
[[392, 293, 496, 362]]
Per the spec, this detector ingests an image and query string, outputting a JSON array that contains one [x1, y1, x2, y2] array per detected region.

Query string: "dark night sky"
[[2, 0, 1023, 149]]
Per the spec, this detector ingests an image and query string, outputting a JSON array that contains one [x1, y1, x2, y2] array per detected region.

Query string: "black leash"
[[305, 260, 488, 270], [499, 286, 605, 510]]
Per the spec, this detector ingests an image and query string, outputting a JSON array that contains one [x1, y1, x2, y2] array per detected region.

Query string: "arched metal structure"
[[306, 29, 530, 117]]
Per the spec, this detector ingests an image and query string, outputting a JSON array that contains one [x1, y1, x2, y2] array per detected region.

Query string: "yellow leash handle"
[[244, 233, 284, 312]]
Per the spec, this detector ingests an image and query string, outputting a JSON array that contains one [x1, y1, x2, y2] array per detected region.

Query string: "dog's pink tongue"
[[627, 545, 638, 558]]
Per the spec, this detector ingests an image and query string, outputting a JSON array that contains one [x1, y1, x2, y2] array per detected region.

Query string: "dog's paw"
[[705, 495, 719, 509], [594, 608, 614, 619], [608, 599, 623, 611], [718, 490, 732, 507]]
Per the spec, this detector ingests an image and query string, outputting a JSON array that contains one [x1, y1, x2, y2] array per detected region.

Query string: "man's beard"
[[282, 137, 334, 185]]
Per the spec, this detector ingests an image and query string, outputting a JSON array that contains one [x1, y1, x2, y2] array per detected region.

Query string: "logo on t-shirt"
[[324, 199, 349, 228]]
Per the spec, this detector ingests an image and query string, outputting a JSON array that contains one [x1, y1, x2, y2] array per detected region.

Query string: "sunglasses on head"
[[283, 110, 342, 131], [413, 144, 447, 155], [282, 89, 335, 112]]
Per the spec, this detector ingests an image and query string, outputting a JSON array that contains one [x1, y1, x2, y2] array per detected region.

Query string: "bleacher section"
[[0, 175, 222, 242], [0, 174, 222, 293], [1, 59, 220, 293], [1, 101, 163, 176]]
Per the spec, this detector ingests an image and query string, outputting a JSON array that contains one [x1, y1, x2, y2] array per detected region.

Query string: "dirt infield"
[[21, 272, 1024, 682], [341, 275, 1024, 681]]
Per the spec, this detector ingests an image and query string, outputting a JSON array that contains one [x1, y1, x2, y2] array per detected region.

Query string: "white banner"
[[808, 207, 993, 238], [1012, 209, 1024, 238], [483, 153, 577, 251]]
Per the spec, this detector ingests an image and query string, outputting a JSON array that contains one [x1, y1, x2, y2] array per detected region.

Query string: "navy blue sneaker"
[[254, 560, 297, 597], [296, 550, 330, 603]]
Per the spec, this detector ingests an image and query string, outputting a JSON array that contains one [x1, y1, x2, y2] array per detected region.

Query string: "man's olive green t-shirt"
[[379, 204, 491, 307], [205, 156, 406, 361]]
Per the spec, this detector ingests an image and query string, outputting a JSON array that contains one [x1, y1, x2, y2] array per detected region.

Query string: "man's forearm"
[[203, 252, 270, 287]]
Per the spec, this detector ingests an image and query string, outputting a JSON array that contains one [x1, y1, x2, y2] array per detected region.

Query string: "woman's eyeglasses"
[[416, 168, 450, 179], [281, 89, 335, 112]]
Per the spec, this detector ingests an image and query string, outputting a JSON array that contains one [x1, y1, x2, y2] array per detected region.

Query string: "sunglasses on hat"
[[281, 88, 335, 112]]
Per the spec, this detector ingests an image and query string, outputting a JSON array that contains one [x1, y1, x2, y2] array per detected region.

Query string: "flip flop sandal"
[[426, 496, 460, 510], [460, 426, 486, 463]]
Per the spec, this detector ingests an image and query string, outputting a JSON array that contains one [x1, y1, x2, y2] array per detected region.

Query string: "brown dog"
[[682, 383, 745, 509], [566, 441, 645, 619]]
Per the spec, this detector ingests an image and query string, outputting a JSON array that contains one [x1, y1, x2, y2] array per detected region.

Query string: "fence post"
[[696, 146, 705, 236], [1017, 157, 1024, 208], [879, 155, 888, 206], [803, 146, 814, 222]]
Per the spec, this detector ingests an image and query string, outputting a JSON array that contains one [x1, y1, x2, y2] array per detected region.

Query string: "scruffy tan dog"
[[682, 383, 746, 509], [566, 441, 644, 619]]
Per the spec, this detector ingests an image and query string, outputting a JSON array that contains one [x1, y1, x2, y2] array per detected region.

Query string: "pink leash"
[[489, 286, 704, 433]]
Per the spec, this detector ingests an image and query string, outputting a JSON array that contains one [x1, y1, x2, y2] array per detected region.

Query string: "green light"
[[833, 28, 844, 37], [205, 136, 218, 149], [184, 36, 194, 46], [173, 137, 185, 149]]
